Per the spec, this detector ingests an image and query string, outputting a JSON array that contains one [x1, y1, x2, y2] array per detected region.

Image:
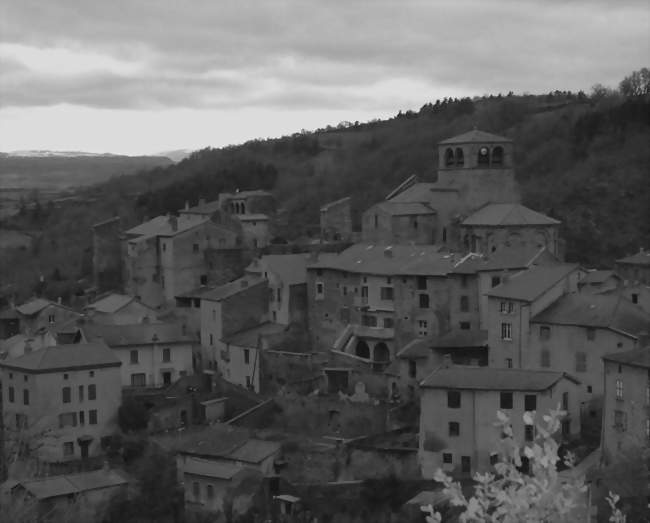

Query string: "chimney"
[[384, 247, 393, 258], [168, 215, 178, 232]]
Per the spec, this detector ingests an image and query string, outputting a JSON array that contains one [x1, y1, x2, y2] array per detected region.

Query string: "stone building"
[[615, 248, 650, 285], [92, 216, 122, 291], [418, 366, 581, 478], [0, 342, 122, 462], [13, 298, 81, 336], [320, 197, 353, 242]]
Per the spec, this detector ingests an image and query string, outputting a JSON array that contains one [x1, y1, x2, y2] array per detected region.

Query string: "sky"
[[0, 0, 648, 155]]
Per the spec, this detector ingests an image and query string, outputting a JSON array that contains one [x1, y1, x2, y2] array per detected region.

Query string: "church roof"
[[462, 203, 560, 227], [439, 129, 512, 145]]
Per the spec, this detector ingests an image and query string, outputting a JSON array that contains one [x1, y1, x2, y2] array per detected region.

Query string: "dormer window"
[[492, 146, 504, 165], [478, 147, 490, 166], [455, 148, 464, 166], [445, 148, 455, 166]]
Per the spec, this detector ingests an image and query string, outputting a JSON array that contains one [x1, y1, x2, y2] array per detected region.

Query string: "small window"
[[447, 390, 461, 408], [562, 391, 569, 410], [491, 146, 504, 166], [200, 275, 208, 285], [444, 147, 454, 167], [459, 321, 470, 330], [245, 376, 251, 388], [48, 314, 55, 324], [316, 282, 324, 296], [162, 348, 171, 363], [490, 453, 499, 466], [23, 389, 29, 405], [631, 293, 639, 304], [207, 484, 214, 500], [505, 358, 513, 368], [8, 386, 14, 403], [417, 320, 428, 337], [130, 350, 139, 364], [455, 147, 464, 166], [491, 276, 501, 288], [78, 385, 84, 402], [192, 481, 200, 499], [89, 371, 94, 378], [614, 410, 626, 431], [244, 349, 250, 364], [587, 385, 593, 394], [501, 323, 512, 340], [586, 327, 596, 341], [524, 394, 537, 412], [408, 360, 417, 378], [383, 317, 394, 328], [193, 243, 199, 253], [442, 453, 453, 464], [460, 295, 469, 312], [63, 373, 68, 380], [88, 384, 96, 400], [380, 287, 394, 301], [89, 410, 97, 425], [419, 294, 429, 308], [209, 334, 214, 345], [539, 326, 550, 340], [23, 375, 28, 382], [575, 352, 587, 372], [131, 373, 146, 387], [62, 386, 71, 404], [79, 411, 85, 426], [500, 392, 513, 409], [525, 425, 535, 442], [449, 422, 460, 437], [63, 442, 74, 457], [615, 379, 623, 399], [417, 276, 427, 290]]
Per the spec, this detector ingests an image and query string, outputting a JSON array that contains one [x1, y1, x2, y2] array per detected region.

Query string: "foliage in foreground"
[[422, 408, 627, 523]]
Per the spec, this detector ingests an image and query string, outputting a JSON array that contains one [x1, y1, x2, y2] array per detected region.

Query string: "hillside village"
[[1, 129, 650, 521]]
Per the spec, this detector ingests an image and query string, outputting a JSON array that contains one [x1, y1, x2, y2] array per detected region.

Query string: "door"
[[461, 456, 471, 474], [162, 371, 172, 386]]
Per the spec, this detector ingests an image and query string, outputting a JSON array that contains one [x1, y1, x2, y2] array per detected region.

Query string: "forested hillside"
[[1, 77, 648, 304]]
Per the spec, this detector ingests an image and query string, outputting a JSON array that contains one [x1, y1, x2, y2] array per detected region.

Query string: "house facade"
[[0, 343, 122, 462]]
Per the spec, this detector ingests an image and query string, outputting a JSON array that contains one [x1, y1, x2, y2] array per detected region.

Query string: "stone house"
[[486, 263, 582, 368], [13, 298, 80, 336], [600, 347, 650, 465], [0, 342, 122, 462], [577, 270, 622, 295], [320, 196, 353, 242], [84, 293, 157, 325], [418, 366, 581, 478], [80, 322, 196, 388], [615, 248, 650, 285]]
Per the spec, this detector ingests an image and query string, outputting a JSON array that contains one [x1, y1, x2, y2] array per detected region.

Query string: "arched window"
[[355, 340, 370, 359], [455, 148, 464, 166], [477, 146, 490, 166], [444, 148, 455, 167], [491, 146, 504, 166]]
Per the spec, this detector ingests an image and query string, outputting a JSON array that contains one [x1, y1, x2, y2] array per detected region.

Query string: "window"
[[245, 376, 251, 388], [586, 327, 596, 341], [461, 456, 471, 473], [380, 287, 394, 301], [89, 410, 97, 425], [562, 391, 569, 410], [408, 360, 417, 378], [614, 410, 626, 431], [444, 147, 454, 166], [23, 389, 29, 405], [63, 373, 68, 380], [447, 391, 461, 408], [316, 282, 324, 298], [59, 412, 77, 428], [207, 484, 214, 500], [491, 276, 501, 288], [442, 453, 453, 464], [490, 453, 499, 466], [460, 274, 468, 288], [525, 425, 535, 442], [449, 422, 460, 437], [244, 349, 250, 364], [192, 482, 200, 500], [575, 352, 587, 372], [63, 442, 74, 457], [500, 392, 513, 409], [8, 386, 14, 403], [89, 371, 94, 378], [418, 320, 428, 337], [631, 293, 639, 304], [374, 214, 378, 228], [130, 350, 138, 364], [209, 334, 214, 345], [459, 321, 470, 330], [193, 243, 199, 253], [540, 349, 550, 368], [505, 358, 513, 368], [162, 348, 171, 362], [507, 302, 514, 313], [500, 301, 507, 314], [15, 414, 27, 429], [383, 317, 394, 329], [539, 326, 550, 340], [23, 375, 28, 382], [362, 315, 378, 327], [455, 147, 464, 166], [48, 314, 55, 324], [79, 411, 85, 426], [524, 394, 537, 411], [78, 385, 84, 402], [587, 385, 593, 394], [417, 276, 427, 290], [501, 322, 512, 340], [131, 373, 146, 387], [419, 294, 429, 308], [460, 296, 469, 312], [88, 384, 96, 400], [615, 379, 623, 400], [62, 386, 71, 403]]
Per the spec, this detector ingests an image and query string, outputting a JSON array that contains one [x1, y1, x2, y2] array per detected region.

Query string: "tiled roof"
[[183, 458, 242, 479], [239, 214, 270, 221], [438, 129, 512, 145], [258, 254, 309, 285], [397, 338, 432, 359], [486, 264, 579, 302], [125, 215, 206, 239], [531, 294, 650, 336], [0, 342, 121, 372], [452, 245, 557, 274], [227, 439, 281, 463], [86, 294, 134, 314], [225, 322, 287, 347], [177, 425, 250, 457], [421, 366, 574, 390], [616, 250, 650, 266], [602, 347, 650, 369], [579, 270, 620, 284], [17, 469, 128, 500], [462, 203, 560, 226], [181, 200, 222, 215], [374, 202, 436, 216], [308, 243, 455, 276], [81, 322, 196, 346], [15, 298, 57, 316], [200, 276, 265, 302]]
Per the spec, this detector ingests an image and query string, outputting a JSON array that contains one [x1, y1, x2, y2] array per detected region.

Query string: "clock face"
[[480, 147, 489, 156]]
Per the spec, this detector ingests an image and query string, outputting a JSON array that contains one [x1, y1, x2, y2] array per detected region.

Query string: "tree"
[[619, 67, 650, 98], [422, 408, 627, 523], [117, 396, 150, 432]]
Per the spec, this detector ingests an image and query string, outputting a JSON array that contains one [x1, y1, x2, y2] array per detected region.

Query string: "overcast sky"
[[0, 0, 647, 155]]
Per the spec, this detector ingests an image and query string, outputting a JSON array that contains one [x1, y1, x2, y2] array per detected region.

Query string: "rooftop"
[[308, 243, 455, 276], [421, 366, 576, 391], [387, 182, 439, 203], [602, 347, 650, 369], [200, 276, 265, 302], [0, 342, 120, 373], [438, 129, 512, 145], [221, 190, 272, 199], [15, 298, 67, 316], [248, 253, 309, 286], [452, 245, 557, 274], [487, 263, 579, 302], [81, 321, 196, 346], [432, 329, 488, 348], [616, 249, 650, 266], [531, 293, 650, 336], [125, 215, 207, 239], [225, 322, 288, 347], [86, 293, 137, 314], [183, 458, 243, 480], [320, 196, 350, 212], [181, 200, 222, 215], [239, 213, 270, 221], [462, 203, 560, 227], [579, 270, 620, 285], [396, 338, 432, 359], [374, 201, 436, 216], [16, 469, 128, 500]]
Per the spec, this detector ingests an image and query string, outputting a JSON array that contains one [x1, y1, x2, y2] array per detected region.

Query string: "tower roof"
[[439, 129, 512, 145]]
